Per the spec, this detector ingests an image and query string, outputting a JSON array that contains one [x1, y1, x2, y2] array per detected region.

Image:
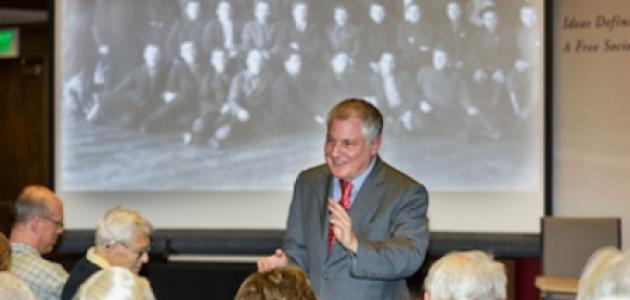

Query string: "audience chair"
[[535, 217, 621, 300]]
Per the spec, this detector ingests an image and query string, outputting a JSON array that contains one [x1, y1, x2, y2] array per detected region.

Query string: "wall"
[[0, 23, 49, 202], [554, 0, 630, 248]]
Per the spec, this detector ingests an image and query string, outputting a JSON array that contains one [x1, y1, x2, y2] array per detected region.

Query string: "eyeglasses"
[[110, 241, 151, 259], [41, 216, 64, 228]]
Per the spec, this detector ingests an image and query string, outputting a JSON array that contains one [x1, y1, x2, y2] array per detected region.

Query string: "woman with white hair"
[[424, 250, 507, 300], [577, 246, 630, 300], [72, 266, 155, 300]]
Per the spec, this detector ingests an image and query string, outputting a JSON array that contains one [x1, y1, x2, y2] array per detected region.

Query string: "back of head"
[[610, 251, 630, 296], [73, 266, 155, 300], [424, 250, 506, 300], [327, 98, 383, 142], [0, 271, 38, 300], [0, 232, 10, 271], [234, 265, 318, 300], [577, 247, 630, 300], [95, 207, 153, 246], [13, 185, 60, 224]]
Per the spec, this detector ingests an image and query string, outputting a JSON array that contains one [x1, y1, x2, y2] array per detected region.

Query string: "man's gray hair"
[[95, 207, 153, 246], [13, 185, 58, 223], [424, 250, 507, 300], [326, 98, 384, 142]]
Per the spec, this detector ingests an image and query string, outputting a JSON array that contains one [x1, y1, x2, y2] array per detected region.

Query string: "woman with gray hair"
[[577, 246, 630, 300], [424, 250, 507, 300], [72, 266, 155, 300], [62, 207, 153, 300]]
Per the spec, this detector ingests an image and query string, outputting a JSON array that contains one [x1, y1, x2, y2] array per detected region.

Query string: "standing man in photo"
[[258, 99, 429, 300]]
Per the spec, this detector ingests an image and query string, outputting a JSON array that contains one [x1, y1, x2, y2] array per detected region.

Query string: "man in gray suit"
[[258, 98, 429, 300]]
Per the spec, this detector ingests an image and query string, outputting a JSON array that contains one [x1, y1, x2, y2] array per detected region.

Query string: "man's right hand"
[[257, 248, 288, 272]]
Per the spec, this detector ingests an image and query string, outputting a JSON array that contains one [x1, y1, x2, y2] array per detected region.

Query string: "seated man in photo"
[[61, 207, 153, 300]]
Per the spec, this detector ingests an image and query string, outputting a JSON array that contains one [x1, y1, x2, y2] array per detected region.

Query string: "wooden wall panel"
[[0, 24, 49, 203]]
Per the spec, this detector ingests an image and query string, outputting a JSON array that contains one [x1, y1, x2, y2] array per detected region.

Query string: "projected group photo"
[[58, 0, 543, 191]]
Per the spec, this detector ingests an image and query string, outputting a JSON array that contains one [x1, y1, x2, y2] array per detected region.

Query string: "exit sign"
[[0, 28, 19, 58]]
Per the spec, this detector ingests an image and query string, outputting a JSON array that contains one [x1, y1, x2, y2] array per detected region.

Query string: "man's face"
[[143, 45, 160, 68], [108, 230, 151, 274], [325, 117, 380, 180], [405, 4, 420, 23], [433, 50, 448, 70], [185, 1, 200, 20], [37, 198, 64, 254], [369, 4, 385, 24], [331, 53, 348, 74], [482, 11, 498, 31], [216, 2, 231, 20], [334, 7, 348, 26], [180, 42, 196, 64], [293, 3, 307, 23], [246, 50, 263, 75], [447, 2, 461, 22], [285, 54, 301, 75], [379, 52, 395, 74], [520, 7, 537, 27], [255, 2, 269, 23], [211, 50, 226, 73]]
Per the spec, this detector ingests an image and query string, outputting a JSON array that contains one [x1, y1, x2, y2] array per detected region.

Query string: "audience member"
[[424, 250, 507, 300], [577, 247, 630, 300], [0, 271, 38, 300], [234, 265, 317, 300], [72, 266, 155, 300], [62, 207, 153, 300], [0, 232, 10, 271], [9, 185, 68, 300]]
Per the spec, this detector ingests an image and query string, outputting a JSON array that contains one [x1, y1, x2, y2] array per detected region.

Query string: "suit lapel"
[[319, 169, 332, 258], [349, 157, 385, 231], [325, 157, 385, 266]]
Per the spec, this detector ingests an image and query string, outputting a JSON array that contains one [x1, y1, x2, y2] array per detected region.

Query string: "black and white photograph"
[[58, 0, 544, 192]]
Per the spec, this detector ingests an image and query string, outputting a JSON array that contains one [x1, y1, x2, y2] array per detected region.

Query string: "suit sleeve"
[[283, 174, 310, 272], [351, 183, 429, 279]]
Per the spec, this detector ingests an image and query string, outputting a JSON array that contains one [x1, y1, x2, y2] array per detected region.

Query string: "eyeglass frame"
[[108, 240, 151, 259], [41, 215, 64, 228]]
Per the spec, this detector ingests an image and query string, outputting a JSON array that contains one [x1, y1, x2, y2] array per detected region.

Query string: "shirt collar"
[[87, 246, 112, 269], [332, 157, 377, 205], [11, 243, 40, 256], [346, 157, 376, 189]]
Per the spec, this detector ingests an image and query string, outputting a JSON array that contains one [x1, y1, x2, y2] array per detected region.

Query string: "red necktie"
[[327, 180, 353, 251]]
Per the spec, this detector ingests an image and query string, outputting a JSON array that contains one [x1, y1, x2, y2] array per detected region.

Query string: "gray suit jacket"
[[284, 156, 429, 300]]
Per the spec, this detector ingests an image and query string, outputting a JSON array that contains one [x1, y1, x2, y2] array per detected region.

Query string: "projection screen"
[[55, 0, 546, 232]]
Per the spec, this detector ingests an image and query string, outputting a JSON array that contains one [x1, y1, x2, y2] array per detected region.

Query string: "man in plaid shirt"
[[9, 185, 68, 300]]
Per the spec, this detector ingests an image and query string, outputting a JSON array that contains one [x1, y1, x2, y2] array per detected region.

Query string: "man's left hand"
[[328, 198, 358, 253]]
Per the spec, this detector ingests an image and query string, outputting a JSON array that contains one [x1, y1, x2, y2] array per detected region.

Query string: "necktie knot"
[[328, 179, 353, 251], [339, 180, 352, 209]]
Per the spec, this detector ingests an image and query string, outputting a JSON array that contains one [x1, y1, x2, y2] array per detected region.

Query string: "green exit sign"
[[0, 28, 19, 58]]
